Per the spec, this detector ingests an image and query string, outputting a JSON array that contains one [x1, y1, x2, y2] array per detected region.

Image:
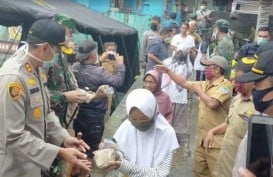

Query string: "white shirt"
[[194, 44, 206, 71], [171, 34, 195, 53], [162, 57, 190, 104]]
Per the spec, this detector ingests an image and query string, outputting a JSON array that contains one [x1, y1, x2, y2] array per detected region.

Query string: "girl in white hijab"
[[104, 88, 179, 177]]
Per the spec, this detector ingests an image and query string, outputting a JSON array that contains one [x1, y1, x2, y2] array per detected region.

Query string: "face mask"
[[211, 28, 218, 41], [30, 43, 57, 63], [256, 37, 268, 46], [200, 5, 206, 10], [151, 24, 158, 31], [234, 81, 244, 94], [129, 117, 154, 131], [205, 67, 215, 80], [252, 87, 273, 112], [164, 37, 171, 43], [65, 36, 72, 44]]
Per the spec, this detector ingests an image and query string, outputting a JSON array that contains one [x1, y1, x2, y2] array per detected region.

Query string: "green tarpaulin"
[[0, 0, 140, 92]]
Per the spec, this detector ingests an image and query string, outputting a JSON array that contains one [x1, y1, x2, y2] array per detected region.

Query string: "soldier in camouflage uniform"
[[45, 15, 93, 177], [46, 14, 87, 134], [211, 19, 234, 79], [47, 52, 81, 131]]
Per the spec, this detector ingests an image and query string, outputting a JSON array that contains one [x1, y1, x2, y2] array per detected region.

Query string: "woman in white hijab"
[[104, 88, 179, 177]]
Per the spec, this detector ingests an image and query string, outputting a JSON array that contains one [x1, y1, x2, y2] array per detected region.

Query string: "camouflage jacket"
[[47, 54, 78, 127], [212, 36, 234, 78]]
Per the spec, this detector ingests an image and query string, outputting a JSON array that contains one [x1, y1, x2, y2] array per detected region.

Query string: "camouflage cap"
[[54, 13, 78, 33], [214, 19, 230, 28]]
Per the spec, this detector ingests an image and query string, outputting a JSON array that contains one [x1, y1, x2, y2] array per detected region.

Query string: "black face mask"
[[252, 87, 273, 112], [129, 117, 154, 131], [151, 24, 158, 31]]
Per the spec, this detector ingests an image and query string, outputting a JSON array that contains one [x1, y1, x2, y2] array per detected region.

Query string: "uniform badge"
[[34, 96, 40, 103], [25, 63, 32, 73], [8, 83, 23, 101], [33, 108, 41, 119], [220, 86, 229, 94], [27, 78, 36, 86]]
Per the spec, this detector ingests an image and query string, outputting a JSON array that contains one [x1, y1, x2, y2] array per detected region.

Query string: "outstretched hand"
[[154, 64, 169, 73], [59, 148, 91, 173], [63, 136, 90, 152], [72, 159, 92, 177]]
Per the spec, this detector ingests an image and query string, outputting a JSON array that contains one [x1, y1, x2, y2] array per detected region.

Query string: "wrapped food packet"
[[93, 139, 117, 168], [93, 148, 117, 169], [99, 85, 114, 95]]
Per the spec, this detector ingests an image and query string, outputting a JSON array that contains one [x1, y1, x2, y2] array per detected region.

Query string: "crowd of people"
[[1, 1, 273, 177], [138, 0, 273, 177]]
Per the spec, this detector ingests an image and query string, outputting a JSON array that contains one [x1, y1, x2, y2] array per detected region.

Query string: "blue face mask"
[[256, 37, 268, 46]]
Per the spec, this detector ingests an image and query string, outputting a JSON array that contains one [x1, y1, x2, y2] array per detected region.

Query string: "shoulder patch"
[[220, 86, 229, 94], [25, 63, 32, 73], [8, 82, 23, 101]]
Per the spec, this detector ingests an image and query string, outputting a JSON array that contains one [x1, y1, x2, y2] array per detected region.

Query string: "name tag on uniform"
[[30, 87, 39, 94]]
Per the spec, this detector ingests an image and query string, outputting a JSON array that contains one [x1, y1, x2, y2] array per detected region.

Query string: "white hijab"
[[113, 89, 179, 167]]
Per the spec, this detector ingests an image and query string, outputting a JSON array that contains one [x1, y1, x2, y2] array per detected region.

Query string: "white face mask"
[[212, 28, 218, 40], [200, 5, 207, 10], [10, 42, 54, 64]]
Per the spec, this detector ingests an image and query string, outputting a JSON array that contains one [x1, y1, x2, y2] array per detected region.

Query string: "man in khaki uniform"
[[203, 59, 256, 177], [233, 44, 273, 177], [155, 55, 233, 177], [0, 19, 91, 177]]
